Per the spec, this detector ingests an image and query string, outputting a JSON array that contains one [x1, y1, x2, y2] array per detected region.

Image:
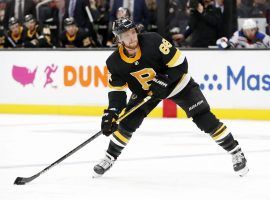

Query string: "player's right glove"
[[216, 37, 229, 49], [101, 108, 119, 136], [149, 74, 170, 99]]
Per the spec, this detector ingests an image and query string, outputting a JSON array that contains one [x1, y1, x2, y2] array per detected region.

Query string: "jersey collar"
[[119, 45, 141, 63]]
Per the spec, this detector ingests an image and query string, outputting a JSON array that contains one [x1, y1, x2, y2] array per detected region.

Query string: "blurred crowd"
[[0, 0, 270, 48]]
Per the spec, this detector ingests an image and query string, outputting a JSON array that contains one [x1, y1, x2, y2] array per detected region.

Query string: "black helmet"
[[64, 17, 75, 27], [24, 14, 36, 23], [112, 18, 136, 36], [8, 17, 19, 27]]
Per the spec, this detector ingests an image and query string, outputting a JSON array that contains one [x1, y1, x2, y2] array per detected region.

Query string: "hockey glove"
[[149, 74, 171, 99], [216, 37, 229, 49], [101, 108, 119, 136]]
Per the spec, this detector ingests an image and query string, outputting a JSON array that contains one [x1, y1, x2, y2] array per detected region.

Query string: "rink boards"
[[0, 49, 269, 120]]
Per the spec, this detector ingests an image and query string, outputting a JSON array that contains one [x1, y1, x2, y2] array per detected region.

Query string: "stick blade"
[[14, 177, 27, 185]]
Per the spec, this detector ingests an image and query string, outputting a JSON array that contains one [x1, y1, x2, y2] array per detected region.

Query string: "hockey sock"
[[210, 123, 239, 153], [106, 126, 133, 159]]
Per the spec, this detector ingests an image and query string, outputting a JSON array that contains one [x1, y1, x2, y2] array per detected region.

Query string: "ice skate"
[[93, 153, 115, 178], [231, 147, 249, 177]]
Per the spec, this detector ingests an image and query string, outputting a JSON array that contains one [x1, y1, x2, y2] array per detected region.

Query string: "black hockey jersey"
[[23, 25, 42, 47], [0, 28, 6, 48], [106, 32, 191, 111], [6, 26, 26, 47], [60, 28, 92, 48]]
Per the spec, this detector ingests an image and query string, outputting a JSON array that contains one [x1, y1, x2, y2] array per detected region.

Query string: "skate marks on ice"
[[1, 115, 270, 200], [1, 148, 270, 170]]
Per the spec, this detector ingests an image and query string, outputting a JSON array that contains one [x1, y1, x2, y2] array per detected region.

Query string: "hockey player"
[[93, 18, 249, 178], [0, 25, 6, 48], [6, 17, 26, 47], [216, 18, 270, 48], [23, 14, 42, 48], [60, 17, 93, 48]]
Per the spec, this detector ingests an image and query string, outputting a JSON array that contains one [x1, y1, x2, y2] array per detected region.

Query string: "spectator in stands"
[[4, 0, 36, 28], [266, 7, 270, 35], [110, 0, 149, 28], [116, 7, 131, 18], [6, 17, 26, 47], [0, 0, 6, 48], [67, 0, 94, 32], [169, 0, 191, 47], [214, 0, 238, 38], [68, 0, 100, 46], [38, 0, 117, 46], [172, 0, 222, 47], [89, 0, 110, 46], [216, 18, 270, 48], [38, 0, 65, 35], [0, 1, 6, 48], [236, 0, 251, 17], [145, 0, 157, 32], [106, 6, 132, 47], [60, 17, 93, 47], [249, 0, 269, 17], [38, 0, 68, 46], [0, 0, 6, 28], [54, 0, 68, 33], [167, 0, 181, 39], [215, 0, 224, 12]]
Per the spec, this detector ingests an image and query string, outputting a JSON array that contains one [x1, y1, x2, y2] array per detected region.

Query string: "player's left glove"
[[149, 74, 171, 99]]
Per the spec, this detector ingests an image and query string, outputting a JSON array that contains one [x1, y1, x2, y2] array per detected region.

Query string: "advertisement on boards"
[[0, 50, 269, 118]]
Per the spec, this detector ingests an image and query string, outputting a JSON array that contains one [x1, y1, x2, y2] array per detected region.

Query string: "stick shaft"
[[15, 96, 151, 184]]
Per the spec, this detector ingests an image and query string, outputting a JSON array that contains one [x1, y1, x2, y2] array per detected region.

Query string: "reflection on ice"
[[0, 115, 270, 200]]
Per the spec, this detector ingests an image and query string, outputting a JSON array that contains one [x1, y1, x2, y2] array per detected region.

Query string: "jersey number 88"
[[159, 38, 172, 55]]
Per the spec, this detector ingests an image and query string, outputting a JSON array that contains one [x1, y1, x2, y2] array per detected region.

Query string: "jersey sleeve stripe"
[[167, 73, 191, 98], [166, 49, 185, 68]]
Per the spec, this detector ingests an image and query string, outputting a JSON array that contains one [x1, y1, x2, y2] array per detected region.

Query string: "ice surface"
[[1, 114, 270, 200]]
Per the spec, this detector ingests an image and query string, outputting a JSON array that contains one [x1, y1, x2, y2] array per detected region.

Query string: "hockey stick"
[[4, 30, 16, 48], [85, 5, 101, 46], [14, 96, 152, 185]]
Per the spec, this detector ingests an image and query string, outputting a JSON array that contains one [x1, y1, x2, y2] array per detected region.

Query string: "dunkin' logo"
[[12, 64, 58, 88], [63, 65, 108, 87], [11, 64, 109, 88]]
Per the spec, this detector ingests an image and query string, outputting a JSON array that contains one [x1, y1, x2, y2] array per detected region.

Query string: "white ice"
[[1, 114, 270, 200]]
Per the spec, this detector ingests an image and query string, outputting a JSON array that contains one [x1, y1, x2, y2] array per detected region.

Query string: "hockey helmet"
[[24, 14, 36, 23], [242, 19, 257, 30], [112, 18, 136, 36], [64, 17, 76, 27], [116, 7, 131, 18], [8, 17, 19, 27]]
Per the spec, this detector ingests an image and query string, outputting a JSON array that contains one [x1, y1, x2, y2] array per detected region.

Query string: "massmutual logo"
[[199, 66, 270, 91]]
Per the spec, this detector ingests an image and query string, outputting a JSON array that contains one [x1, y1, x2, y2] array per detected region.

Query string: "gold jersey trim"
[[108, 82, 128, 91], [119, 45, 141, 63], [66, 29, 78, 42], [114, 130, 129, 144], [27, 26, 38, 38], [11, 26, 23, 42]]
